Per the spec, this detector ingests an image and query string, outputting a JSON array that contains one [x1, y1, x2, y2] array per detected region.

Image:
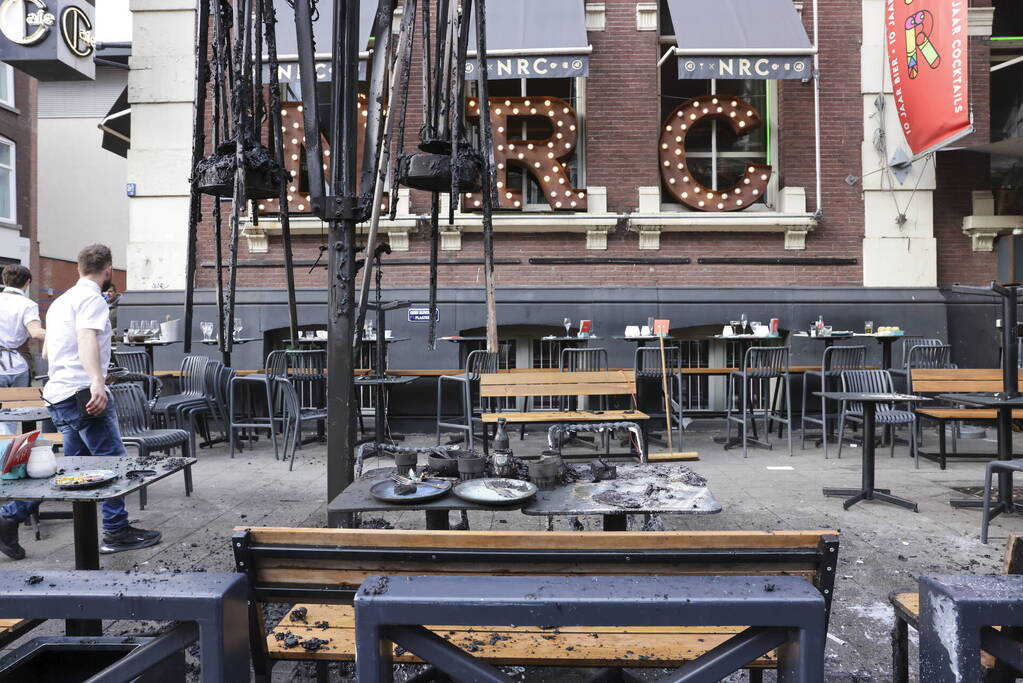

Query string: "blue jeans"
[[0, 370, 30, 435], [1, 394, 129, 533]]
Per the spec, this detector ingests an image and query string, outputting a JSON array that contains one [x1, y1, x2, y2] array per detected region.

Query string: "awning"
[[267, 0, 378, 84], [956, 136, 1023, 158], [666, 0, 814, 79], [466, 0, 591, 80], [99, 87, 130, 158]]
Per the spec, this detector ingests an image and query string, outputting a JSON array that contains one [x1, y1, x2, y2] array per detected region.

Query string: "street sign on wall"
[[885, 0, 971, 156], [0, 0, 94, 80]]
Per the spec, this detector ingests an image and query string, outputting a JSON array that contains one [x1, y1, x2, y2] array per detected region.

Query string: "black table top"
[[327, 468, 519, 513], [120, 339, 179, 347], [354, 375, 417, 386], [198, 337, 260, 345], [0, 455, 196, 503], [818, 392, 930, 402], [0, 407, 50, 422], [793, 332, 855, 340], [937, 393, 1023, 408]]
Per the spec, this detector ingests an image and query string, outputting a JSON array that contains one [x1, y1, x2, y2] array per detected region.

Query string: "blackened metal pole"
[[293, 0, 325, 201], [183, 0, 210, 355], [264, 0, 299, 345], [211, 0, 228, 354], [326, 0, 362, 526], [473, 0, 498, 353]]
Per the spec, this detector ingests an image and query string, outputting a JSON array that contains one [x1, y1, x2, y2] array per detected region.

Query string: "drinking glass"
[[201, 322, 214, 341], [129, 321, 140, 338], [740, 314, 748, 334], [730, 320, 740, 335], [563, 318, 571, 337], [864, 320, 874, 334], [233, 317, 243, 338], [148, 320, 159, 337]]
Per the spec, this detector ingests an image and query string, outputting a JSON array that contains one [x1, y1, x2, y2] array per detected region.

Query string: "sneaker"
[[0, 515, 25, 561], [100, 525, 162, 554]]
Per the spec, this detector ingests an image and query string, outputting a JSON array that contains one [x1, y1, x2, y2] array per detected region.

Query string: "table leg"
[[67, 500, 102, 636], [602, 514, 627, 531], [881, 341, 892, 371], [951, 405, 1023, 515], [823, 403, 918, 512], [424, 510, 450, 530]]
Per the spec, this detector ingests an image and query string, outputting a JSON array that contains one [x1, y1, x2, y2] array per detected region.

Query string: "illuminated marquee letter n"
[[465, 96, 587, 211], [659, 95, 771, 212]]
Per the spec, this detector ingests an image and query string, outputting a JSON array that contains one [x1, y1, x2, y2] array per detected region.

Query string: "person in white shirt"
[[0, 265, 44, 435], [0, 245, 160, 560]]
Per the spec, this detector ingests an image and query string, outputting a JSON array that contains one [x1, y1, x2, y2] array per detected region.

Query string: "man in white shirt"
[[0, 265, 44, 435], [0, 245, 160, 560]]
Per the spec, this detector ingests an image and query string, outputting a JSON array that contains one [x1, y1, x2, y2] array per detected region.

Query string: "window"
[[0, 138, 16, 224], [0, 63, 13, 108], [990, 2, 1023, 215], [658, 1, 776, 208]]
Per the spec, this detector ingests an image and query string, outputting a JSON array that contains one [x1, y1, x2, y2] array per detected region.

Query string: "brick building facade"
[[121, 0, 1020, 375]]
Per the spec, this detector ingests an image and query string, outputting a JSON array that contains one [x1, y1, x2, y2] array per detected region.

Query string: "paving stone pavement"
[[1, 419, 1017, 681]]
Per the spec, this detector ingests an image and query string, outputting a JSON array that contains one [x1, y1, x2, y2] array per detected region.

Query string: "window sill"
[[0, 102, 20, 116], [627, 212, 817, 250], [961, 191, 1023, 251]]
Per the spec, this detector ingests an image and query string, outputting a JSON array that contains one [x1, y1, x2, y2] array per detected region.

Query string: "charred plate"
[[453, 478, 537, 505], [369, 478, 452, 504], [397, 150, 482, 194], [194, 142, 285, 199]]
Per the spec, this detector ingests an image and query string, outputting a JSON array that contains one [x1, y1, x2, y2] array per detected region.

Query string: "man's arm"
[[25, 320, 44, 342], [77, 328, 107, 415]]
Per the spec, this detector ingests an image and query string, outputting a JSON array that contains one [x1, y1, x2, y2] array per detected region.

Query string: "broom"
[[647, 334, 699, 462]]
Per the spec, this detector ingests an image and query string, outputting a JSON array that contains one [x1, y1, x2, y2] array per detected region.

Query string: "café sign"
[[677, 56, 811, 80], [0, 0, 94, 80]]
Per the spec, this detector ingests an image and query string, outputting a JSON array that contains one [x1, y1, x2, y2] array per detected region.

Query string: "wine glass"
[[740, 314, 748, 335], [146, 320, 158, 338], [129, 321, 139, 339], [233, 317, 243, 340], [200, 321, 214, 341], [563, 318, 571, 338]]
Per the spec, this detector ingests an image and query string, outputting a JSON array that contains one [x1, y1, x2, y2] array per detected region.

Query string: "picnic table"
[[0, 406, 50, 431], [819, 392, 928, 512], [0, 455, 195, 635], [328, 463, 718, 530]]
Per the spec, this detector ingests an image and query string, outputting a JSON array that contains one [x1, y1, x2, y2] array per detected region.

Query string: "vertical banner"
[[885, 0, 971, 156]]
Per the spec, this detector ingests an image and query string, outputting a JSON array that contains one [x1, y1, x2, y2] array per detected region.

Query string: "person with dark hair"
[[0, 264, 44, 435], [0, 245, 160, 560]]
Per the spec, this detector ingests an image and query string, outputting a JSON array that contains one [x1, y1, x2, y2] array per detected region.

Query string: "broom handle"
[[658, 335, 673, 452]]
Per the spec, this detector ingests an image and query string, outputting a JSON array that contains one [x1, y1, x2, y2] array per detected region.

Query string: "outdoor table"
[[521, 463, 720, 530], [819, 391, 929, 512], [119, 339, 179, 363], [197, 337, 259, 345], [612, 334, 680, 347], [940, 392, 1023, 518], [793, 331, 854, 350], [355, 375, 416, 446], [0, 454, 196, 636], [852, 332, 904, 369], [327, 467, 523, 530], [918, 574, 1023, 681], [0, 406, 51, 431]]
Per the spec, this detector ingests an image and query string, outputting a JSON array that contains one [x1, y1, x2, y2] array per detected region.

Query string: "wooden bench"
[[233, 527, 839, 682], [0, 432, 62, 445], [911, 369, 1023, 469], [0, 617, 42, 648], [890, 534, 1021, 683], [479, 370, 649, 457]]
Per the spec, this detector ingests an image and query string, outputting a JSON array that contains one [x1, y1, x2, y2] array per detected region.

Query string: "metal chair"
[[561, 347, 609, 409], [152, 355, 210, 427], [176, 360, 225, 455], [889, 337, 942, 383], [110, 382, 192, 510], [229, 350, 289, 459], [980, 459, 1023, 543], [436, 350, 498, 450], [274, 350, 327, 457], [112, 350, 157, 400], [634, 345, 690, 450], [800, 345, 866, 457], [725, 346, 793, 458], [836, 370, 918, 464]]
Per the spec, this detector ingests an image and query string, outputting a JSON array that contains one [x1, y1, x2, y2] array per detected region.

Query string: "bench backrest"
[[480, 370, 636, 398], [911, 368, 1023, 393], [1004, 535, 1022, 575], [233, 527, 840, 621]]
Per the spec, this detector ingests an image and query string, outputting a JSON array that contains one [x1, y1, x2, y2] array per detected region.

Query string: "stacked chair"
[[725, 346, 793, 458], [109, 382, 192, 509]]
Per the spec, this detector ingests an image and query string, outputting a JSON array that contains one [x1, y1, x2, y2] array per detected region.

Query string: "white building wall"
[[126, 0, 195, 290], [859, 0, 937, 287], [37, 117, 128, 268]]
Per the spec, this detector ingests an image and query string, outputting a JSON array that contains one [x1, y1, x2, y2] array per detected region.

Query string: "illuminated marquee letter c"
[[659, 95, 771, 212]]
